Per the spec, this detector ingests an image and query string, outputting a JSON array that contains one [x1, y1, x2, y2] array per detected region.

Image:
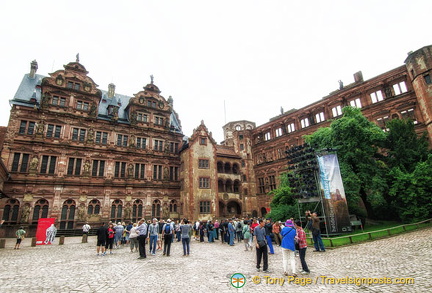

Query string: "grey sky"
[[0, 0, 430, 142]]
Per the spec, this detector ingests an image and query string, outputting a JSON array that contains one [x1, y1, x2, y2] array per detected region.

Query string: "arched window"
[[132, 199, 143, 222], [111, 199, 123, 223], [261, 207, 267, 217], [87, 199, 101, 215], [233, 180, 240, 193], [152, 199, 161, 219], [60, 199, 76, 229], [224, 162, 232, 174], [217, 161, 224, 173], [2, 199, 20, 223], [218, 179, 224, 193], [32, 199, 49, 222], [226, 179, 233, 193], [169, 200, 177, 213], [232, 163, 240, 174]]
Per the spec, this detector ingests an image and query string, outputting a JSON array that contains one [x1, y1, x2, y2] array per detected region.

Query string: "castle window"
[[136, 137, 147, 149], [275, 127, 283, 137], [95, 131, 108, 144], [11, 153, 30, 172], [155, 116, 164, 125], [32, 199, 49, 222], [46, 124, 62, 138], [153, 165, 163, 180], [199, 159, 209, 169], [199, 177, 210, 189], [315, 112, 325, 123], [19, 120, 36, 135], [370, 90, 384, 103], [72, 128, 86, 142], [67, 158, 82, 176], [114, 161, 127, 178], [154, 139, 163, 151], [393, 81, 408, 95], [401, 108, 417, 124], [264, 132, 271, 141], [40, 155, 57, 174], [92, 160, 105, 177], [117, 134, 128, 147], [170, 142, 179, 153], [135, 163, 146, 179], [349, 98, 362, 108], [88, 199, 101, 215], [199, 201, 210, 214], [52, 96, 66, 107], [76, 101, 89, 111], [331, 105, 343, 117], [258, 177, 265, 194], [200, 137, 207, 145], [300, 118, 310, 128], [169, 166, 179, 181], [287, 123, 295, 133], [424, 74, 431, 85], [137, 113, 148, 122]]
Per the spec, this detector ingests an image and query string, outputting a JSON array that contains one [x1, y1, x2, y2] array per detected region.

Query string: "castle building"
[[1, 45, 431, 235]]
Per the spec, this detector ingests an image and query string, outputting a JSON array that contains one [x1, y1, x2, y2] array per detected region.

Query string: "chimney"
[[108, 83, 116, 98], [29, 60, 38, 79], [353, 71, 363, 83]]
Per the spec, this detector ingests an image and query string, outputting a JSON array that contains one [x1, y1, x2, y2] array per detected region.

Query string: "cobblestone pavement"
[[0, 227, 431, 293]]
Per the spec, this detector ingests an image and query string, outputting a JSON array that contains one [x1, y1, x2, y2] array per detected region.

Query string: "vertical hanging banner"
[[317, 154, 351, 233], [36, 218, 57, 245]]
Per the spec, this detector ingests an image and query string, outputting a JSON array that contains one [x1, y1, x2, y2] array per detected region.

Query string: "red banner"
[[36, 218, 57, 245]]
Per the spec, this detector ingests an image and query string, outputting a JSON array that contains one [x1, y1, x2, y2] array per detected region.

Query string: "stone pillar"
[[0, 239, 6, 248], [59, 235, 65, 245]]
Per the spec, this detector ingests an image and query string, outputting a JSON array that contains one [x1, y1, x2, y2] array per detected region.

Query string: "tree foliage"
[[266, 174, 297, 221], [389, 154, 432, 222], [305, 106, 388, 218], [269, 107, 431, 223]]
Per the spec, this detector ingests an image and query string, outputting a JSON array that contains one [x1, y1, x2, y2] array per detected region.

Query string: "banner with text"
[[317, 154, 351, 233]]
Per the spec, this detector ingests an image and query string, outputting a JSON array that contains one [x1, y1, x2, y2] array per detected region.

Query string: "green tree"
[[384, 118, 429, 172], [305, 106, 388, 219], [266, 174, 298, 221], [389, 154, 432, 222], [384, 118, 431, 221]]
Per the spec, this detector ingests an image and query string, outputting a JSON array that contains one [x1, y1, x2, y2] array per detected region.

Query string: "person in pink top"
[[294, 220, 310, 274]]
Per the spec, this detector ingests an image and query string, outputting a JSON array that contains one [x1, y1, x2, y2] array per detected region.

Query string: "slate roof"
[[10, 73, 183, 133]]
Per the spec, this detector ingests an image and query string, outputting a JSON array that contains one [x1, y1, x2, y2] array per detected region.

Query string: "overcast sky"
[[0, 0, 430, 143]]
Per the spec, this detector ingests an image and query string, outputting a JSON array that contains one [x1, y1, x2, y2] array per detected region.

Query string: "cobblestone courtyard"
[[1, 227, 431, 293]]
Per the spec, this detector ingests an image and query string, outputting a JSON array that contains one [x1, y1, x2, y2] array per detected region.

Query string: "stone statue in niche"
[[77, 205, 86, 221], [127, 163, 134, 178], [36, 121, 44, 136], [89, 103, 97, 117], [29, 157, 39, 173], [20, 205, 31, 223], [124, 204, 131, 219]]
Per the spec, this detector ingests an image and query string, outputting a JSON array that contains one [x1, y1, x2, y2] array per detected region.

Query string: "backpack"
[[237, 222, 242, 229], [165, 224, 171, 234]]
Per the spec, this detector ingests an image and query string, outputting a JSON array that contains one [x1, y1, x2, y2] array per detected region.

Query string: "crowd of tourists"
[[93, 210, 325, 278]]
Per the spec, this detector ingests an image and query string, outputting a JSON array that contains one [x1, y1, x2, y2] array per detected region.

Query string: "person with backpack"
[[242, 220, 252, 251], [162, 219, 173, 256], [280, 219, 297, 277], [207, 220, 214, 242], [265, 218, 275, 254], [235, 219, 243, 242], [14, 226, 26, 249]]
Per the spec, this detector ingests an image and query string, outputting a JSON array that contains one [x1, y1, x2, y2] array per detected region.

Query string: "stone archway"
[[226, 200, 241, 217]]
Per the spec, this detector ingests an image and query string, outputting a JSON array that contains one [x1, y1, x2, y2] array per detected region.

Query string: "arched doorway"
[[261, 207, 267, 218], [226, 200, 241, 217]]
